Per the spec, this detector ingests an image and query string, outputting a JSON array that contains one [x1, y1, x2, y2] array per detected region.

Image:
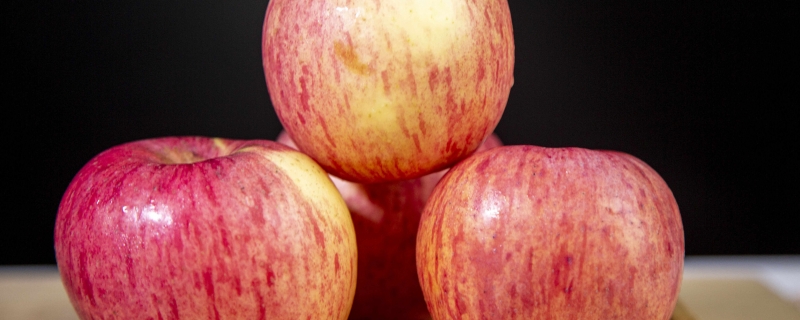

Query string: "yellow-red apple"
[[263, 0, 514, 183], [54, 137, 357, 319], [417, 146, 684, 319]]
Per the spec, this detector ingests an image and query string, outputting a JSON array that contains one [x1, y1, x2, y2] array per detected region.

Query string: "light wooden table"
[[2, 256, 799, 320], [679, 256, 800, 320]]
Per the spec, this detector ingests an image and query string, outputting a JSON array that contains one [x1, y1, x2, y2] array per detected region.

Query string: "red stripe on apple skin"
[[299, 65, 312, 112], [475, 57, 486, 86], [316, 113, 338, 149], [381, 70, 391, 95], [78, 252, 95, 307], [428, 65, 439, 92], [417, 111, 428, 136], [168, 295, 179, 320], [403, 50, 418, 96], [397, 102, 414, 146]]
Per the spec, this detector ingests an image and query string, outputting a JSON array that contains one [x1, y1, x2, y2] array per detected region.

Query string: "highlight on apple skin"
[[278, 131, 501, 320], [263, 0, 515, 183], [54, 137, 358, 319], [417, 145, 684, 319]]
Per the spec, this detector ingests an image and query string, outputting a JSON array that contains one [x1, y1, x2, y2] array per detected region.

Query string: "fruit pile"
[[54, 0, 683, 319]]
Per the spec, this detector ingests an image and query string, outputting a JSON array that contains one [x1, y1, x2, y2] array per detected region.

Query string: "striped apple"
[[417, 146, 684, 319], [55, 137, 357, 319], [262, 0, 514, 183]]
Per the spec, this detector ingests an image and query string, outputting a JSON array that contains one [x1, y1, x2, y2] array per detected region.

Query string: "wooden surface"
[[2, 256, 799, 320], [679, 256, 800, 320], [670, 299, 697, 320], [680, 279, 800, 320], [0, 266, 76, 320]]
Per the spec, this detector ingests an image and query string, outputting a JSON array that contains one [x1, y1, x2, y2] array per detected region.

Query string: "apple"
[[54, 137, 358, 319], [416, 146, 684, 319], [262, 0, 515, 183], [277, 131, 501, 320]]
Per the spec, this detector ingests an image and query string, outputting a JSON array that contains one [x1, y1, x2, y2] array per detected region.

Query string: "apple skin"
[[262, 0, 514, 183], [277, 131, 501, 320], [416, 146, 684, 319], [54, 137, 358, 320]]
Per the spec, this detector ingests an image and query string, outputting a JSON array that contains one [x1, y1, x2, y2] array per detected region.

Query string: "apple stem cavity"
[[147, 137, 234, 164]]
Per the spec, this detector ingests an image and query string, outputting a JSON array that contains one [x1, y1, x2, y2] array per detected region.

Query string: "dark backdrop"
[[6, 1, 798, 265]]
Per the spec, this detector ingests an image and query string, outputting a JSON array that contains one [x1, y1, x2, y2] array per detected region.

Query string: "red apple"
[[417, 146, 684, 319], [54, 137, 358, 319], [277, 131, 501, 320], [262, 0, 515, 183], [331, 174, 438, 320]]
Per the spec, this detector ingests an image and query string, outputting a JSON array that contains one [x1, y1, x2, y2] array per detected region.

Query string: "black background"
[[6, 1, 798, 265]]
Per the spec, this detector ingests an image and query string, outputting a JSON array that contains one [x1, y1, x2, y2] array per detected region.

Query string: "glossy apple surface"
[[278, 131, 501, 320], [54, 137, 357, 319], [417, 145, 684, 319], [263, 0, 514, 183]]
